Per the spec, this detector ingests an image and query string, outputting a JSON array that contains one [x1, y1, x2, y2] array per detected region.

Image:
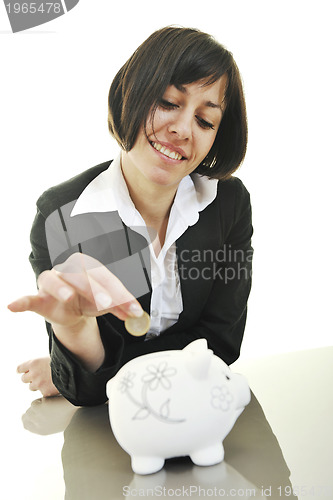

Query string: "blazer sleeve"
[[118, 177, 253, 366], [29, 199, 126, 407]]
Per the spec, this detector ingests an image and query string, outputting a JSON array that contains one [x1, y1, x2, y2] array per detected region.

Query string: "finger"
[[78, 276, 132, 319], [38, 269, 75, 303], [52, 259, 113, 311], [17, 361, 31, 373], [8, 295, 46, 314], [8, 278, 140, 321], [29, 382, 38, 392], [88, 268, 139, 308], [107, 305, 130, 321], [8, 268, 75, 314], [86, 275, 143, 318], [21, 372, 32, 384], [86, 273, 113, 310], [56, 253, 142, 314], [50, 270, 114, 313], [84, 259, 144, 316]]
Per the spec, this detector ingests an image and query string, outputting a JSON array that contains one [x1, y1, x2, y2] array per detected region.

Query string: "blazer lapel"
[[175, 200, 221, 326]]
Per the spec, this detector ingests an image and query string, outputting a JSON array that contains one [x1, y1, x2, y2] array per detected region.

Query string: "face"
[[121, 75, 228, 191]]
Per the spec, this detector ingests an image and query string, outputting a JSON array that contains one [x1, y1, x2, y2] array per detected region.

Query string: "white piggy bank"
[[106, 339, 250, 475]]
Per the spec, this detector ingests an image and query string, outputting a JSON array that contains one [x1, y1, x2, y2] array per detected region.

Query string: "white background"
[[1, 0, 332, 375], [0, 3, 332, 499]]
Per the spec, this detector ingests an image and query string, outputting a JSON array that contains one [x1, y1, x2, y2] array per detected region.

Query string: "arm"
[[10, 203, 144, 406]]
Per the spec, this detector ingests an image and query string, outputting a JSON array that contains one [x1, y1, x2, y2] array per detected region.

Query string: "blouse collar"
[[70, 151, 218, 237]]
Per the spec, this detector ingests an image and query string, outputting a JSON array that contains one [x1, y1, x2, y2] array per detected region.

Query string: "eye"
[[196, 116, 215, 130], [159, 99, 178, 110]]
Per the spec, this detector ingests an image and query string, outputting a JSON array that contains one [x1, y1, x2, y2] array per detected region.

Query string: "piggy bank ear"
[[183, 338, 208, 353], [184, 340, 213, 380]]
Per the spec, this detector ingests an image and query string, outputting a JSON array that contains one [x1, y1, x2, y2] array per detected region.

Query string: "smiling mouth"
[[150, 141, 185, 161]]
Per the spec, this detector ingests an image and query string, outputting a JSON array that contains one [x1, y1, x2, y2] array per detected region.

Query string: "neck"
[[129, 185, 175, 223], [120, 151, 179, 252], [120, 151, 179, 220]]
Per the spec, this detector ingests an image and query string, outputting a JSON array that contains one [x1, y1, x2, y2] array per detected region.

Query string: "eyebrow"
[[175, 83, 223, 110]]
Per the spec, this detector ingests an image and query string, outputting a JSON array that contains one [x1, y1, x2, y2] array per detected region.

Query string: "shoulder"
[[215, 176, 251, 219], [36, 160, 112, 218], [217, 176, 250, 202]]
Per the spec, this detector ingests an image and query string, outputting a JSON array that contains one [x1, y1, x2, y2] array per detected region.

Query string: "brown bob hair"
[[108, 26, 247, 180]]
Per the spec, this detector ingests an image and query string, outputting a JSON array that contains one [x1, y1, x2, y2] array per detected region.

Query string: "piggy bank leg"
[[131, 456, 165, 475], [190, 442, 224, 467]]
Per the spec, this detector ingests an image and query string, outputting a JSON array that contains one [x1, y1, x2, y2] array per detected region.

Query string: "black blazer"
[[29, 160, 253, 406]]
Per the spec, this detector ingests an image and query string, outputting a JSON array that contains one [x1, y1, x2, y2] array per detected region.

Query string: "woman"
[[9, 26, 253, 406]]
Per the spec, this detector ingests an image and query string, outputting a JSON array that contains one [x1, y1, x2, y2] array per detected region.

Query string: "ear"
[[183, 338, 208, 353], [184, 343, 214, 380]]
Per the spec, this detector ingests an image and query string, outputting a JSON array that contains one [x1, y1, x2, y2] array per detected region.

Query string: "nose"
[[168, 111, 192, 140]]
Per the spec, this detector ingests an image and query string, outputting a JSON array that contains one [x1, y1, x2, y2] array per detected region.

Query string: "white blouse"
[[71, 152, 218, 338]]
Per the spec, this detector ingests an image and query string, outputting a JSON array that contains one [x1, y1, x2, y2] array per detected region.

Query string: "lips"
[[149, 140, 187, 161]]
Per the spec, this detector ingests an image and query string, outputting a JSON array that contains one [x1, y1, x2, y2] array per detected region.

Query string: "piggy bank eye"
[[225, 375, 230, 381]]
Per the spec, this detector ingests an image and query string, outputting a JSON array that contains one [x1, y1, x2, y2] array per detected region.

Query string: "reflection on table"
[[22, 390, 295, 499]]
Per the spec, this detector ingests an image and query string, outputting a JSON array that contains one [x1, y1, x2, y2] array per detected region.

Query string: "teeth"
[[151, 142, 183, 160]]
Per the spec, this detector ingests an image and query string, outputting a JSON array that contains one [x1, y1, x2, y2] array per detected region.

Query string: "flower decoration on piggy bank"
[[107, 339, 250, 475]]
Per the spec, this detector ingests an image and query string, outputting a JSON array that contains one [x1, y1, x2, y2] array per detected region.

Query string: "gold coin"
[[125, 311, 151, 336]]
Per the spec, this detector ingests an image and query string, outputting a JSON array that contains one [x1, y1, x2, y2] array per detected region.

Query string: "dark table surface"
[[4, 347, 332, 500]]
